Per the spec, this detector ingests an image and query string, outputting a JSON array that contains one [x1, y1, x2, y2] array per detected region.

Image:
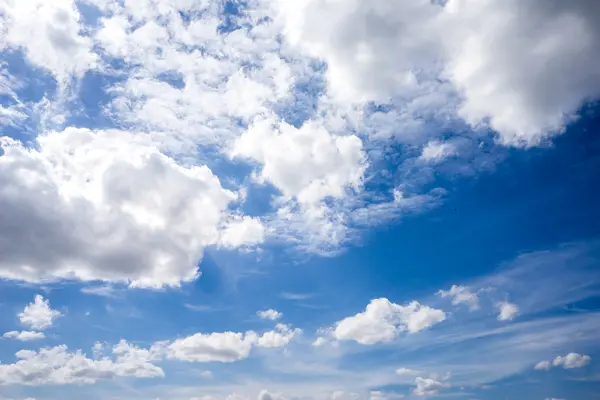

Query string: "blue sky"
[[1, 1, 600, 400]]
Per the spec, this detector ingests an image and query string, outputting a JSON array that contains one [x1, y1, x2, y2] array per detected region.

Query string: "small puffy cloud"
[[334, 298, 446, 345], [535, 353, 591, 371], [2, 331, 45, 341], [166, 332, 257, 363], [165, 325, 299, 362], [0, 342, 163, 385], [534, 361, 552, 371], [497, 301, 519, 321], [312, 337, 327, 347], [256, 324, 301, 349], [413, 377, 450, 397], [219, 216, 265, 249], [18, 295, 61, 331], [418, 141, 457, 164], [553, 353, 591, 369], [257, 309, 283, 321], [396, 367, 420, 376], [437, 285, 479, 311]]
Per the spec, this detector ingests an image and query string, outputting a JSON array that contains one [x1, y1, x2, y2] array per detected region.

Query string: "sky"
[[1, 0, 600, 400]]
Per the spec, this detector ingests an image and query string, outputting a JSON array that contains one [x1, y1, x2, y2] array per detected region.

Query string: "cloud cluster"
[[0, 342, 163, 386], [437, 285, 479, 311], [535, 353, 592, 371], [3, 295, 60, 342], [334, 298, 446, 345], [0, 129, 263, 288], [274, 0, 600, 146], [257, 309, 283, 321]]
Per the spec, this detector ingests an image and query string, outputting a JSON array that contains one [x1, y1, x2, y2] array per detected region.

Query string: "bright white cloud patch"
[[232, 117, 366, 205], [553, 353, 592, 369], [256, 324, 301, 348], [334, 298, 446, 345], [0, 129, 264, 288], [166, 331, 257, 363], [497, 301, 519, 321], [412, 377, 450, 397], [274, 0, 600, 146], [437, 285, 479, 311], [165, 324, 299, 363], [257, 309, 283, 321], [0, 342, 163, 386], [535, 353, 592, 371], [0, 0, 97, 81], [18, 295, 61, 331], [2, 331, 45, 341]]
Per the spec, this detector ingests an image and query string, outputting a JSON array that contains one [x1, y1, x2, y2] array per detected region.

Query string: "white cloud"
[[231, 117, 366, 205], [2, 331, 46, 341], [257, 309, 283, 321], [165, 323, 300, 362], [534, 361, 552, 371], [18, 295, 61, 331], [0, 342, 163, 386], [552, 353, 592, 369], [256, 324, 301, 349], [497, 301, 519, 321], [219, 216, 266, 249], [535, 353, 591, 371], [312, 337, 327, 347], [437, 285, 479, 311], [166, 331, 258, 363], [0, 0, 97, 81], [395, 368, 420, 377], [413, 377, 450, 397], [334, 298, 446, 345], [419, 141, 457, 164], [274, 0, 600, 146], [0, 128, 263, 288]]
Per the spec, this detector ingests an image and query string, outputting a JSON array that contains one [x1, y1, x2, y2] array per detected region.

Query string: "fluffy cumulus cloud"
[[257, 309, 283, 321], [412, 377, 450, 397], [496, 301, 519, 321], [231, 117, 366, 205], [2, 331, 45, 341], [166, 332, 258, 363], [18, 295, 61, 331], [0, 341, 163, 386], [437, 285, 479, 311], [0, 129, 263, 288], [536, 353, 592, 371], [256, 324, 301, 348], [165, 324, 299, 362], [334, 298, 446, 345], [0, 0, 97, 80], [273, 0, 600, 146]]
